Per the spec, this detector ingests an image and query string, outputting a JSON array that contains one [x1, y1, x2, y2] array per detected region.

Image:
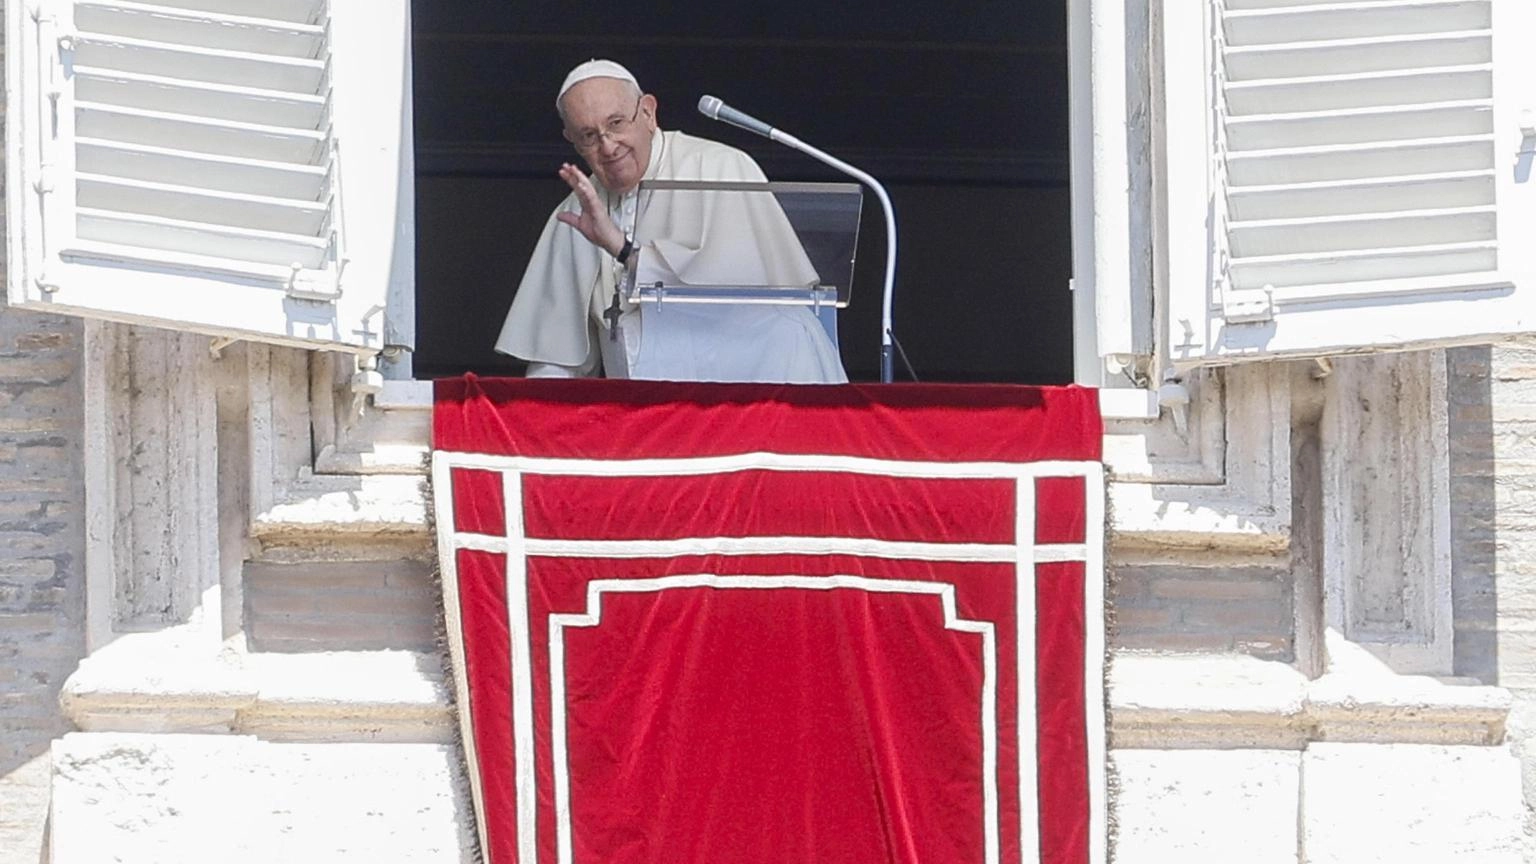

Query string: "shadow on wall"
[[1448, 345, 1498, 684]]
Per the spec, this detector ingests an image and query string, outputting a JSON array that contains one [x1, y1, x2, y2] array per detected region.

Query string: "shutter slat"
[[73, 35, 326, 93], [75, 67, 326, 129], [1225, 31, 1490, 78], [1226, 136, 1493, 184], [1228, 170, 1495, 220], [77, 102, 326, 164], [77, 209, 329, 269], [1225, 65, 1490, 115], [1228, 206, 1495, 257], [1225, 100, 1492, 149], [1224, 1, 1491, 46], [78, 173, 328, 234], [127, 0, 324, 26], [1227, 0, 1428, 8], [77, 139, 327, 200], [76, 2, 324, 58], [1229, 242, 1497, 290]]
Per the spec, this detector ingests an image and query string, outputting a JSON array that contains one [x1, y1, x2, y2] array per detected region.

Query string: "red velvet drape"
[[434, 378, 1102, 864]]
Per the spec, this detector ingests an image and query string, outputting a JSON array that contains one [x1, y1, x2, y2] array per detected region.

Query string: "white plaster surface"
[[49, 733, 474, 863], [1301, 743, 1523, 864], [1112, 749, 1300, 864]]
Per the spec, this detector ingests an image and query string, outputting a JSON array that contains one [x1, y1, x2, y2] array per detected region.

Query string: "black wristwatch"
[[615, 238, 634, 266]]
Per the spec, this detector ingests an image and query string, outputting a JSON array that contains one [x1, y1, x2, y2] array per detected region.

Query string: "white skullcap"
[[556, 59, 640, 110]]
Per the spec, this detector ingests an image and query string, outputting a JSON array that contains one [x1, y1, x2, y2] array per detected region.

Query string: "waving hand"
[[554, 163, 626, 258]]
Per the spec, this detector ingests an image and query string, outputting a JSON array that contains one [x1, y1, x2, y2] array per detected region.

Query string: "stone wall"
[[1453, 339, 1536, 857], [0, 310, 88, 863]]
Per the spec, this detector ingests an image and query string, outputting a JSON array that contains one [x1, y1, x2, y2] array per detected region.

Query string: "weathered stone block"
[[1301, 743, 1522, 864], [1112, 563, 1294, 659], [12, 332, 70, 352], [244, 559, 440, 652], [49, 733, 474, 863], [1112, 749, 1299, 864]]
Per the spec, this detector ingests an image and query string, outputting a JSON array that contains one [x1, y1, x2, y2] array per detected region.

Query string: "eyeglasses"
[[564, 98, 643, 153]]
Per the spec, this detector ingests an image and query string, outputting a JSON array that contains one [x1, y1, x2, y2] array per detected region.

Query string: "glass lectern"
[[621, 180, 863, 315]]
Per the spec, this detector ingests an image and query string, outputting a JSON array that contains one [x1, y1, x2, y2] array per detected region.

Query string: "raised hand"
[[554, 163, 626, 257]]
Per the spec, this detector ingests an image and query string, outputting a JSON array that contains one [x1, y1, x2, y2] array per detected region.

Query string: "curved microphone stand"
[[699, 96, 899, 383]]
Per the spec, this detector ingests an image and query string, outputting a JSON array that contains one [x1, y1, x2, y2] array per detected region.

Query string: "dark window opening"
[[411, 2, 1071, 384]]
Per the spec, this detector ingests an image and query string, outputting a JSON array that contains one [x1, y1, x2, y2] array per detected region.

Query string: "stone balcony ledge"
[[61, 633, 452, 743], [253, 473, 430, 539], [1110, 653, 1511, 749], [65, 639, 1509, 750]]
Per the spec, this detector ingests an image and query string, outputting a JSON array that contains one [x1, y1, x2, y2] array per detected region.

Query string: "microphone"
[[697, 95, 777, 140]]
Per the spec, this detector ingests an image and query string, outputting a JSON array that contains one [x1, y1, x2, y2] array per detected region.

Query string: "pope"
[[494, 59, 849, 383]]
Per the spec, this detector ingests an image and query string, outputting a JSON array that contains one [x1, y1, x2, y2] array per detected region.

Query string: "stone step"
[[252, 473, 429, 540], [61, 636, 453, 742]]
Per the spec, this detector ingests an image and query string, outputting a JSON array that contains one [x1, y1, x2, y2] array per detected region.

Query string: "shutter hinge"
[[347, 353, 384, 419], [33, 163, 56, 196], [285, 263, 342, 302], [1157, 371, 1191, 437], [1104, 353, 1153, 389], [1221, 283, 1275, 324]]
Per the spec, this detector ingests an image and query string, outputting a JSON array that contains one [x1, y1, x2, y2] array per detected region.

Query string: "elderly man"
[[494, 60, 848, 383]]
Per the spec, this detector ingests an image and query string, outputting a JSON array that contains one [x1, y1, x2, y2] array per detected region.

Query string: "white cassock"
[[494, 130, 848, 384]]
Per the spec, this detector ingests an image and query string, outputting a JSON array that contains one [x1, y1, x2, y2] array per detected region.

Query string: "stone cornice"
[[65, 641, 1509, 750], [61, 633, 453, 743], [1110, 654, 1511, 750]]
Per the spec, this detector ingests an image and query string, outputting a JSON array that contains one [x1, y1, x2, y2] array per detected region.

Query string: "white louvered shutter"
[[1162, 0, 1536, 366], [6, 0, 411, 354]]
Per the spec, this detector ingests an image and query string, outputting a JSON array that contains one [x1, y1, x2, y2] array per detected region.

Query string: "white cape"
[[495, 131, 847, 384]]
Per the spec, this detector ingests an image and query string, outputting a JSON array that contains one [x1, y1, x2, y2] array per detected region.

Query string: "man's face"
[[560, 78, 657, 196]]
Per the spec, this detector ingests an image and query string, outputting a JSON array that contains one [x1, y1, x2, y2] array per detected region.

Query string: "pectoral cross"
[[604, 289, 622, 341]]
